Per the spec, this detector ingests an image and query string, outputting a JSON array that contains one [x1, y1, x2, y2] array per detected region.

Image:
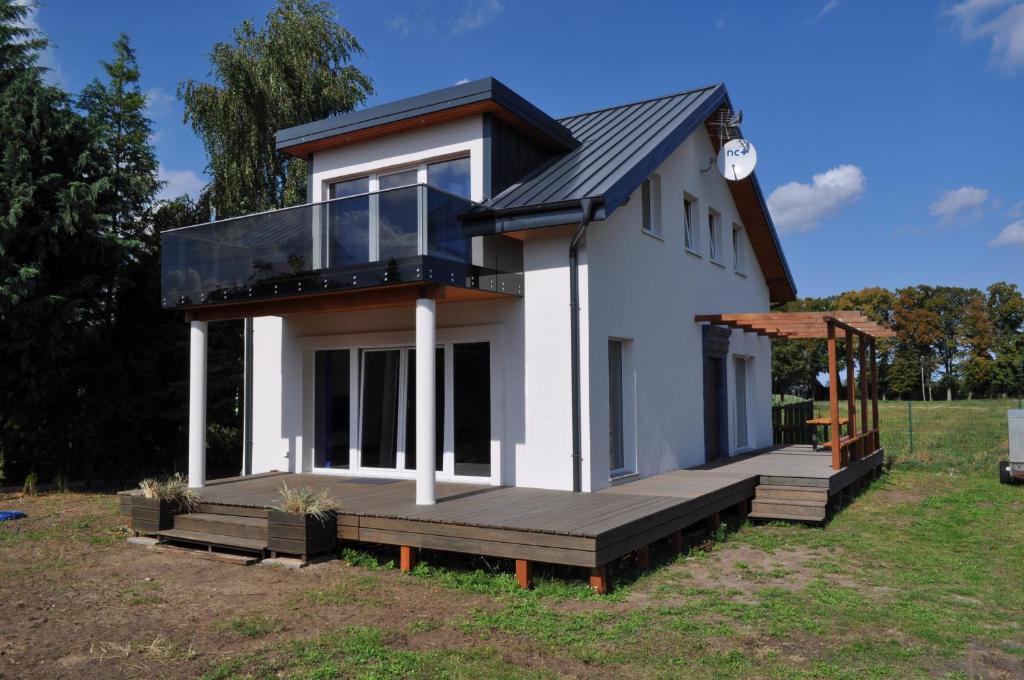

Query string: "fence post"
[[908, 400, 913, 456]]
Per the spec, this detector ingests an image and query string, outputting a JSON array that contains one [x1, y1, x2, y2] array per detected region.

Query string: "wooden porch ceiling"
[[694, 311, 896, 340], [183, 283, 510, 323]]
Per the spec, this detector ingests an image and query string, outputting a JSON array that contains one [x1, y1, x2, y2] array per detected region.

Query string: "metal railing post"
[[908, 400, 914, 456]]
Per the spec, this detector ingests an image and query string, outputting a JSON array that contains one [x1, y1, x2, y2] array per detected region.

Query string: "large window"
[[734, 356, 749, 449], [314, 350, 351, 469], [608, 340, 625, 473], [453, 342, 491, 477], [325, 156, 471, 267], [312, 338, 491, 480]]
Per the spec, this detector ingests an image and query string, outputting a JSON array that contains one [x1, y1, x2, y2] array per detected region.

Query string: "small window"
[[708, 210, 721, 262], [683, 197, 695, 252], [641, 175, 662, 237], [732, 225, 745, 274]]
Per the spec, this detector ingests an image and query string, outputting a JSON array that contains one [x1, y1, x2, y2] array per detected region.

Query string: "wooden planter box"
[[130, 496, 178, 533], [267, 510, 337, 559]]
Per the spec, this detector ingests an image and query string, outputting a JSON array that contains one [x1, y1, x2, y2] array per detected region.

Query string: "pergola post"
[[188, 319, 208, 488], [415, 295, 436, 506], [858, 336, 869, 458], [870, 339, 880, 451], [827, 322, 842, 470], [845, 329, 857, 464]]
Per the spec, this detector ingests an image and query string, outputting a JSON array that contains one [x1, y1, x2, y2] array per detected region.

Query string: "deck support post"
[[515, 559, 533, 589], [415, 296, 436, 506], [633, 545, 650, 570], [589, 565, 610, 594], [708, 511, 721, 532], [669, 530, 685, 554], [400, 545, 418, 572], [870, 339, 880, 452], [188, 319, 208, 488]]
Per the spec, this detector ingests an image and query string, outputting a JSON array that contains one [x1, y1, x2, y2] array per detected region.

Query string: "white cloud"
[[144, 87, 176, 118], [157, 166, 205, 201], [929, 186, 989, 222], [450, 0, 503, 33], [454, 78, 471, 85], [766, 164, 866, 233], [389, 0, 502, 37], [15, 1, 65, 87], [947, 0, 1024, 71], [1008, 199, 1024, 217], [990, 219, 1024, 246], [809, 0, 840, 23]]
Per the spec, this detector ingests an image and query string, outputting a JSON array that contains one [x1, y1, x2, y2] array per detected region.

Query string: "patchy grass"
[[217, 614, 281, 639], [202, 625, 549, 680]]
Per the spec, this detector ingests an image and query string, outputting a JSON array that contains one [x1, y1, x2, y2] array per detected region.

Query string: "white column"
[[415, 297, 436, 505], [188, 319, 208, 488]]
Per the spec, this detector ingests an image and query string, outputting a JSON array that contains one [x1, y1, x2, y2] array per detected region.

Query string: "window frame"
[[708, 208, 723, 265], [683, 193, 701, 256], [732, 224, 746, 275], [640, 174, 663, 239]]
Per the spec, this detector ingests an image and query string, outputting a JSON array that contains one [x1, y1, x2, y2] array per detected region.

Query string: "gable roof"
[[276, 77, 578, 158], [479, 84, 797, 302]]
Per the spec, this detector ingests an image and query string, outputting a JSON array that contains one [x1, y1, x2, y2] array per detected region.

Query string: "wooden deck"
[[178, 445, 883, 574]]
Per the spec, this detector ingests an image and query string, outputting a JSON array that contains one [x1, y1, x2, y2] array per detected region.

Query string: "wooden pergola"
[[695, 312, 897, 470]]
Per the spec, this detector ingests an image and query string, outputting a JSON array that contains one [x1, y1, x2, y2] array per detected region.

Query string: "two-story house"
[[162, 77, 797, 505]]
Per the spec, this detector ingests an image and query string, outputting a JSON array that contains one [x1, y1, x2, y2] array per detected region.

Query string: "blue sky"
[[26, 0, 1024, 297]]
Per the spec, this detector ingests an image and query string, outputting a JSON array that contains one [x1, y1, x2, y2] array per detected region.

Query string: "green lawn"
[[200, 470, 1024, 679]]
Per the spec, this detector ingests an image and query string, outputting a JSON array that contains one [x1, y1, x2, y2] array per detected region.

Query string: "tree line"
[[772, 284, 1024, 401], [0, 0, 372, 486]]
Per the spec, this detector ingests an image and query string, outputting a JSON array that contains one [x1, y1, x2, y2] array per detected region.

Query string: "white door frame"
[[300, 324, 504, 486]]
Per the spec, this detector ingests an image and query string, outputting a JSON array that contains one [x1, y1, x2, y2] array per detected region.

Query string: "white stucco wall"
[[583, 128, 774, 490], [249, 118, 778, 492]]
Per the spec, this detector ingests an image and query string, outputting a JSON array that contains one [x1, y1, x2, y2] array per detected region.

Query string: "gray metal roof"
[[481, 84, 725, 217], [276, 77, 578, 153]]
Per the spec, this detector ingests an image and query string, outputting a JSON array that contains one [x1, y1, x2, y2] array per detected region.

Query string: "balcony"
[[160, 185, 523, 310]]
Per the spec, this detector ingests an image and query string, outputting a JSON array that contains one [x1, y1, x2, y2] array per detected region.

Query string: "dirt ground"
[[0, 492, 631, 679]]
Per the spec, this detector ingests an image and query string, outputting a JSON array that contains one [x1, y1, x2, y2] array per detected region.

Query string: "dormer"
[[275, 77, 578, 203]]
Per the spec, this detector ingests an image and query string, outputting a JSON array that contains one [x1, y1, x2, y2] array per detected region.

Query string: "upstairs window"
[[641, 174, 662, 237], [427, 157, 471, 199], [732, 225, 745, 274], [708, 210, 722, 263], [683, 197, 696, 252]]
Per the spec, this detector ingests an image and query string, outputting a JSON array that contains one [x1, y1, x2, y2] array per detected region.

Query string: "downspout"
[[569, 198, 597, 493]]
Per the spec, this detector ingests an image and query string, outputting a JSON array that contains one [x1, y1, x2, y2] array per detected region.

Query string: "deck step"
[[748, 511, 826, 522], [174, 512, 268, 541], [755, 486, 829, 502], [750, 499, 826, 521], [158, 528, 267, 552]]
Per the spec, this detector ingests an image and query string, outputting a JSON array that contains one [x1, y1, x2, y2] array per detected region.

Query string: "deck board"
[[190, 446, 883, 568]]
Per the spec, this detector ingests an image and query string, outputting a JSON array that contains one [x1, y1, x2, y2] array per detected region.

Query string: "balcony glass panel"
[[160, 184, 522, 308], [328, 177, 370, 267]]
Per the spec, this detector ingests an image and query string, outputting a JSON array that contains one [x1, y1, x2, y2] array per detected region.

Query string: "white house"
[[161, 78, 797, 504]]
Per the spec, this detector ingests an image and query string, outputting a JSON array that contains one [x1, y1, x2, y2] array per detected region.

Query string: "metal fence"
[[784, 398, 1022, 471]]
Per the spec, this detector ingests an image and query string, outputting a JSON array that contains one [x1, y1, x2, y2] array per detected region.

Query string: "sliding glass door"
[[314, 341, 491, 480]]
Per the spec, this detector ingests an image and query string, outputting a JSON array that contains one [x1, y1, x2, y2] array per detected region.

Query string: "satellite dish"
[[717, 139, 757, 181]]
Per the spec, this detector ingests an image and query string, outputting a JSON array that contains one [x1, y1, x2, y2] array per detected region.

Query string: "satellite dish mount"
[[707, 107, 757, 181]]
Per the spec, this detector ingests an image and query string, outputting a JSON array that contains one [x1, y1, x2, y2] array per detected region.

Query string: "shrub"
[[138, 473, 199, 513], [276, 482, 338, 522], [23, 471, 38, 495]]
